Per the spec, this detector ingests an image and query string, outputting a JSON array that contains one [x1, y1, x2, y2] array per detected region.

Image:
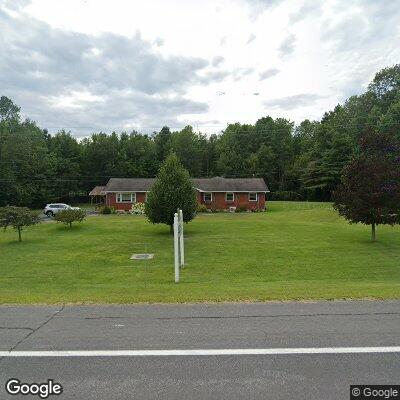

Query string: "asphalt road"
[[0, 301, 399, 399]]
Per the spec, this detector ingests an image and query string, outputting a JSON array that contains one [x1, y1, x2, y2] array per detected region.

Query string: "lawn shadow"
[[1, 236, 43, 246], [54, 223, 86, 232]]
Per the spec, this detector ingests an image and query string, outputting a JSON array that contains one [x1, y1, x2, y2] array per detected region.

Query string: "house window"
[[249, 192, 258, 201], [116, 192, 136, 203], [204, 192, 212, 202], [225, 192, 234, 202]]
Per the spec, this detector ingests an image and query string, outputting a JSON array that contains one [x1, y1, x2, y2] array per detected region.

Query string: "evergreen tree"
[[145, 153, 197, 232]]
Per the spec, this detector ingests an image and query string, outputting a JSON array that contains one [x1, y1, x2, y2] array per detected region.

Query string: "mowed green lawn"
[[0, 201, 399, 304]]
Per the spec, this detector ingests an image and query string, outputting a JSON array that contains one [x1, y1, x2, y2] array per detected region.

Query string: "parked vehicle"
[[43, 204, 80, 217]]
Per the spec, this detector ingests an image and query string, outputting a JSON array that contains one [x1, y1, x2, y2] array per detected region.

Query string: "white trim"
[[106, 189, 270, 193], [225, 192, 234, 202], [249, 192, 258, 201], [105, 191, 150, 193], [116, 192, 136, 203], [195, 188, 269, 193], [203, 192, 212, 202], [1, 347, 399, 357]]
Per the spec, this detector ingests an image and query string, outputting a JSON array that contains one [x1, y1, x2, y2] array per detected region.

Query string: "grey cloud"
[[232, 67, 255, 81], [21, 91, 208, 137], [247, 33, 256, 44], [0, 10, 209, 96], [259, 68, 280, 80], [211, 56, 224, 67], [153, 37, 164, 46], [1, 0, 30, 10], [240, 0, 284, 21], [264, 94, 325, 110], [278, 34, 296, 58], [321, 1, 400, 53], [198, 69, 230, 84], [0, 7, 219, 136], [319, 0, 400, 102], [289, 1, 322, 25]]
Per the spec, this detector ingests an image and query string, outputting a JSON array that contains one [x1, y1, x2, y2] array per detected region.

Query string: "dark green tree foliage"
[[54, 208, 86, 228], [1, 64, 400, 206], [0, 96, 20, 122], [300, 112, 355, 200], [118, 132, 158, 177], [0, 118, 54, 207], [368, 64, 400, 102], [154, 126, 171, 164], [0, 206, 40, 241], [145, 153, 197, 231], [170, 126, 203, 176], [48, 130, 82, 200], [333, 130, 400, 241]]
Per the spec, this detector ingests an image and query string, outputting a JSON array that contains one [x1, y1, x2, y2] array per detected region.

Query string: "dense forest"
[[0, 65, 399, 207]]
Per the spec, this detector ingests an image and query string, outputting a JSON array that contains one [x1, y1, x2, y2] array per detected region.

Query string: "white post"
[[173, 213, 180, 283], [178, 209, 184, 268]]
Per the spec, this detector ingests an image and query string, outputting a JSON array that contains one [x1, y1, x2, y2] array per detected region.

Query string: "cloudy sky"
[[1, 0, 399, 136]]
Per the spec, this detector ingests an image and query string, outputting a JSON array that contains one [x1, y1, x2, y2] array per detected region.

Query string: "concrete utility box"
[[130, 254, 154, 260]]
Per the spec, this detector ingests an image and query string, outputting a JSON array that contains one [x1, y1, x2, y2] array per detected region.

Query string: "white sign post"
[[173, 209, 185, 283], [173, 212, 180, 283], [178, 209, 184, 268]]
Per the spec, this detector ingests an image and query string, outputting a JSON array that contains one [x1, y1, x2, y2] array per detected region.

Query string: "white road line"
[[1, 347, 400, 357]]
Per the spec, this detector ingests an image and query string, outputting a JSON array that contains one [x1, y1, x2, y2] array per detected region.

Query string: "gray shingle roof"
[[88, 186, 106, 196], [104, 177, 269, 192], [104, 178, 156, 192], [192, 177, 268, 192]]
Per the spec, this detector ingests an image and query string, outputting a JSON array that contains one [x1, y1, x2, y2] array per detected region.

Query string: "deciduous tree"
[[333, 130, 400, 241], [0, 206, 40, 242], [54, 208, 86, 228]]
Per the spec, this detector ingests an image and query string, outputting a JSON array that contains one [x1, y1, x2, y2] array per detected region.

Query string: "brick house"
[[102, 177, 269, 211]]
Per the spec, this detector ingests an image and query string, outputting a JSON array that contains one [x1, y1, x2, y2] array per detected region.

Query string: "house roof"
[[88, 186, 106, 196], [192, 177, 268, 192], [104, 177, 269, 193], [105, 178, 156, 192]]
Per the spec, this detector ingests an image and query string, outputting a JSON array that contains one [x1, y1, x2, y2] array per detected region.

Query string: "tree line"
[[0, 64, 399, 208]]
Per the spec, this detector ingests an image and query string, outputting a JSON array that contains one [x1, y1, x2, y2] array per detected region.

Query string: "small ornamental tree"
[[0, 206, 40, 242], [145, 153, 197, 232], [333, 131, 400, 241], [54, 209, 86, 228]]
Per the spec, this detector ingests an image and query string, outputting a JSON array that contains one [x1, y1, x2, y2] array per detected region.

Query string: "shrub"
[[197, 204, 208, 213], [54, 208, 86, 228], [100, 206, 111, 214], [235, 206, 248, 213], [0, 206, 40, 242], [131, 202, 146, 215]]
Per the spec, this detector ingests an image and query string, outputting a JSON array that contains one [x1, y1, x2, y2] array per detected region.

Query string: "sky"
[[0, 0, 399, 137]]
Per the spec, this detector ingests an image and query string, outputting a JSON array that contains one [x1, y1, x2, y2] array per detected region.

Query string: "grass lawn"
[[0, 201, 399, 304]]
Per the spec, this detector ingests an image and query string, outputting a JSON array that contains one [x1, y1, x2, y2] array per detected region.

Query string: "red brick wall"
[[199, 192, 265, 210], [106, 192, 147, 211], [107, 191, 266, 211]]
